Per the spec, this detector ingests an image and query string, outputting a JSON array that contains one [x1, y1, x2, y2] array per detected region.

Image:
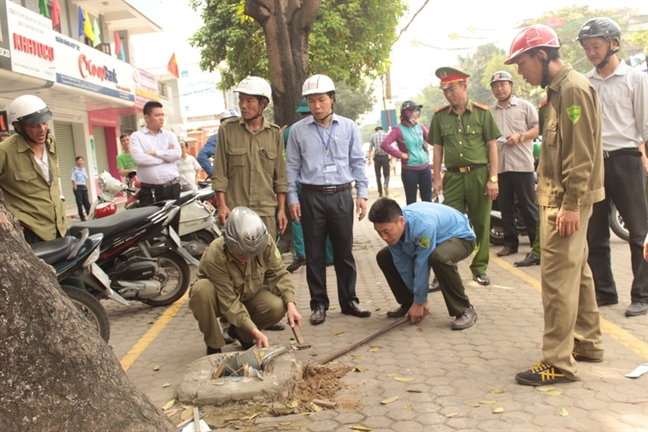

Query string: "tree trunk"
[[0, 190, 176, 431], [245, 0, 321, 127]]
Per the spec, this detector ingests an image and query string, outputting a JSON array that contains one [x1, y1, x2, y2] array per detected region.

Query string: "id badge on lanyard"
[[317, 123, 338, 173]]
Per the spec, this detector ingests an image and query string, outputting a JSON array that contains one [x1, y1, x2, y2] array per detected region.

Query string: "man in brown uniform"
[[188, 207, 302, 355], [0, 95, 67, 244], [505, 25, 605, 386], [213, 76, 288, 241]]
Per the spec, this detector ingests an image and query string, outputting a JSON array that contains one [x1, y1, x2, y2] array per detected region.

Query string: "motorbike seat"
[[177, 190, 197, 206], [196, 188, 215, 201], [30, 236, 77, 265], [69, 207, 160, 239]]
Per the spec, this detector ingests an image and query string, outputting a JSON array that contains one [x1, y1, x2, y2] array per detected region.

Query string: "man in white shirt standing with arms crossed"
[[577, 18, 648, 317], [130, 101, 182, 231]]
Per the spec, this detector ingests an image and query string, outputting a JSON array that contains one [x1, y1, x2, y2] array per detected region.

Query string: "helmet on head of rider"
[[223, 206, 268, 259]]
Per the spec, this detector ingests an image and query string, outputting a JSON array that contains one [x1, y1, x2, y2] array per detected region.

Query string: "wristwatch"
[[490, 175, 498, 183]]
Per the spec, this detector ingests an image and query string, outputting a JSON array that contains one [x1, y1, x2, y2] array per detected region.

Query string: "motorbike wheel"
[[182, 229, 216, 257], [609, 203, 630, 242], [489, 217, 505, 246], [61, 285, 111, 342], [141, 251, 191, 307]]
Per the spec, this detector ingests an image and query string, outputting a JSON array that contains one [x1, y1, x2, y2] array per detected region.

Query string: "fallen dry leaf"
[[536, 385, 556, 392], [162, 383, 170, 388], [464, 402, 480, 407], [381, 396, 399, 405], [445, 413, 459, 418], [407, 389, 423, 393], [394, 377, 415, 382], [349, 426, 372, 431], [416, 327, 423, 332], [405, 404, 413, 411], [153, 365, 160, 371], [346, 353, 356, 357], [249, 413, 262, 420], [148, 321, 154, 324], [353, 366, 366, 372], [290, 400, 300, 407], [333, 331, 346, 337], [370, 345, 383, 348], [488, 292, 495, 295], [162, 400, 174, 411], [374, 308, 381, 311], [368, 347, 380, 352], [330, 306, 336, 310], [309, 352, 318, 356], [559, 407, 569, 417], [311, 402, 323, 412], [289, 338, 297, 344], [279, 422, 291, 426], [545, 390, 563, 396], [180, 407, 193, 421], [355, 355, 366, 360], [489, 388, 506, 394], [366, 300, 373, 304], [492, 407, 504, 414], [479, 400, 496, 404], [329, 361, 339, 365]]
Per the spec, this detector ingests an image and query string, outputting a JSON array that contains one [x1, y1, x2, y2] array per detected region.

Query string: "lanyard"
[[315, 122, 336, 153]]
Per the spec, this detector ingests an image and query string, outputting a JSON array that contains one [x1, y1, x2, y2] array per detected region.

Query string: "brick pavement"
[[103, 169, 648, 431]]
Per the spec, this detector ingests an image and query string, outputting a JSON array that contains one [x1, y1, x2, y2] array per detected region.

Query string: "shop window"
[[158, 83, 169, 99]]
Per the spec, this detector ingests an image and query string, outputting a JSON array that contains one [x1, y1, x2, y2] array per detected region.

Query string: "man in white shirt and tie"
[[130, 101, 182, 230]]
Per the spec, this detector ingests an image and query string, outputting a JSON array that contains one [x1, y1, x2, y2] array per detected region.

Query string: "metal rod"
[[316, 317, 409, 365]]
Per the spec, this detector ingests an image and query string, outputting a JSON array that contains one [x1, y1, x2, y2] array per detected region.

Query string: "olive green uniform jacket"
[[538, 64, 604, 210], [0, 133, 67, 241], [212, 117, 288, 217]]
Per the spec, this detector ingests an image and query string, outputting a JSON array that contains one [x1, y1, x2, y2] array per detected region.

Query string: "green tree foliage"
[[458, 44, 502, 104], [412, 85, 446, 128], [334, 82, 376, 123], [481, 53, 546, 106], [190, 0, 405, 91]]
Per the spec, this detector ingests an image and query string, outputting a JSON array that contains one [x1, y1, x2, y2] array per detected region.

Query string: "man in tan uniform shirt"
[[505, 25, 604, 386], [213, 76, 288, 240], [188, 207, 302, 355]]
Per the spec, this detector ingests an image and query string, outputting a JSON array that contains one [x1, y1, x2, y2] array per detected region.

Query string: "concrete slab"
[[177, 348, 302, 406]]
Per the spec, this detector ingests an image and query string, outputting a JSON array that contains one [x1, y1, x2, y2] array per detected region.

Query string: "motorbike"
[[69, 201, 194, 307], [30, 228, 129, 342], [89, 171, 220, 257]]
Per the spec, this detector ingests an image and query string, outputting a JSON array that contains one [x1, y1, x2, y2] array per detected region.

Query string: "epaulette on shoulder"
[[473, 102, 489, 111], [220, 117, 238, 126], [268, 122, 281, 130], [538, 100, 548, 108], [434, 105, 449, 113]]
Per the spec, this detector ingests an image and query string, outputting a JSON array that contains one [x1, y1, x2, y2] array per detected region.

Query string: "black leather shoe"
[[429, 278, 441, 293], [286, 256, 306, 273], [473, 274, 490, 286], [266, 322, 285, 331], [341, 300, 372, 318], [206, 346, 222, 355], [596, 297, 619, 307], [386, 303, 411, 318], [514, 253, 541, 267], [310, 304, 327, 325], [227, 325, 255, 349], [222, 327, 235, 344]]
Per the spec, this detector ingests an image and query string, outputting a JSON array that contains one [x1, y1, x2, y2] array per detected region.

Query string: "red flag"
[[114, 30, 122, 57], [167, 53, 179, 78], [51, 0, 61, 28]]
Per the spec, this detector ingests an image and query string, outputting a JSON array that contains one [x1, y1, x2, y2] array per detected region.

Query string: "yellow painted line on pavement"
[[490, 254, 648, 359], [120, 292, 189, 371]]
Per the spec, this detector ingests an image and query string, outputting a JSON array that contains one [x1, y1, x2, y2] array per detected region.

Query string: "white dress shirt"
[[130, 127, 181, 184]]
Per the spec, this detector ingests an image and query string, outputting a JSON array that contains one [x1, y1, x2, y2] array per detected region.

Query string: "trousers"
[[373, 154, 391, 196], [402, 166, 432, 205], [73, 185, 91, 221], [496, 171, 538, 249]]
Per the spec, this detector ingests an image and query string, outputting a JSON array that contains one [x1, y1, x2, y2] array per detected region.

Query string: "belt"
[[446, 164, 486, 173], [301, 183, 352, 195], [76, 184, 87, 188], [603, 149, 641, 159], [140, 178, 180, 189]]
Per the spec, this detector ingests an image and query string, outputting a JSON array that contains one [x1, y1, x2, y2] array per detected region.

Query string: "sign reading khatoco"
[[55, 33, 134, 101], [5, 0, 55, 81]]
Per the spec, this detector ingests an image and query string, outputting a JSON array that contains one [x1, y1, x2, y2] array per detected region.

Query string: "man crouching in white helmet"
[[0, 95, 67, 244], [188, 206, 303, 355]]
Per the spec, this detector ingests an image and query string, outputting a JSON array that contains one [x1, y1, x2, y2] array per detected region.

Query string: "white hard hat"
[[217, 108, 239, 120], [223, 206, 268, 258], [234, 76, 272, 100], [302, 74, 335, 96], [9, 95, 52, 125]]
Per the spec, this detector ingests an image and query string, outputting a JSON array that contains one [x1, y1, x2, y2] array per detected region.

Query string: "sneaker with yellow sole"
[[515, 361, 575, 386]]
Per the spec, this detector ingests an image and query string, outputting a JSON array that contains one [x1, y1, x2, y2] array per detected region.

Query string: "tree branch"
[[296, 0, 321, 31], [397, 0, 429, 40], [245, 0, 272, 24]]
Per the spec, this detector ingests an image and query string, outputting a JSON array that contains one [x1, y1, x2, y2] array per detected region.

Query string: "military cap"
[[295, 98, 310, 113], [436, 67, 471, 89]]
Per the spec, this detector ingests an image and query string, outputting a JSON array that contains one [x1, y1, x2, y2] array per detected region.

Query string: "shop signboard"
[[177, 66, 222, 118], [0, 0, 11, 71], [54, 33, 134, 102], [4, 0, 55, 80], [133, 67, 158, 106]]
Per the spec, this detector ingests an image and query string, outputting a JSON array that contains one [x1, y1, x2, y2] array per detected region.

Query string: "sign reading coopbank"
[[54, 33, 134, 102]]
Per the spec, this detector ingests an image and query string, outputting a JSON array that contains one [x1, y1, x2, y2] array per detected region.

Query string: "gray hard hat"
[[223, 207, 268, 258]]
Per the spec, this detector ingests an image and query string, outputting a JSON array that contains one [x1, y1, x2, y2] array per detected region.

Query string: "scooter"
[[30, 228, 129, 342], [69, 201, 194, 307], [89, 171, 220, 257]]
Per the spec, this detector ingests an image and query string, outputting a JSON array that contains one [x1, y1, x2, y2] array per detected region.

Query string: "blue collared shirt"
[[388, 202, 476, 304], [71, 166, 88, 185], [129, 127, 181, 184], [197, 133, 217, 176], [286, 113, 368, 205]]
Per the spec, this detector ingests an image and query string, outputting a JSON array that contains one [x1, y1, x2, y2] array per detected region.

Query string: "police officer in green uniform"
[[428, 67, 502, 286]]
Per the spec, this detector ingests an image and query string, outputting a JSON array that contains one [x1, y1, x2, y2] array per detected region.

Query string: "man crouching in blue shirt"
[[369, 198, 478, 330]]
